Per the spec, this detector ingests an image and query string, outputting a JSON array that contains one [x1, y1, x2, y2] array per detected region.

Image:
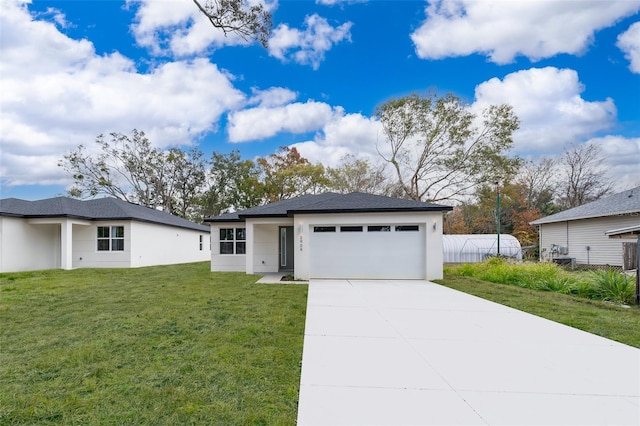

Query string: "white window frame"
[[97, 225, 125, 252]]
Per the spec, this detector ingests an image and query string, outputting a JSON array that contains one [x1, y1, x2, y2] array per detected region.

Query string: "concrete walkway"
[[297, 280, 640, 425]]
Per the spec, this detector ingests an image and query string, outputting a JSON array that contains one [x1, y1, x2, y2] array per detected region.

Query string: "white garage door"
[[309, 224, 425, 279]]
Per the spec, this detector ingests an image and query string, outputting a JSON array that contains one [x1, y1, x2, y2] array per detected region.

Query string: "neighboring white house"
[[205, 192, 453, 281], [0, 197, 210, 272], [530, 186, 640, 267], [443, 234, 522, 263]]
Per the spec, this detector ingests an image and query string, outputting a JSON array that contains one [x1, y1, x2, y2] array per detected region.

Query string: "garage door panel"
[[309, 225, 425, 279]]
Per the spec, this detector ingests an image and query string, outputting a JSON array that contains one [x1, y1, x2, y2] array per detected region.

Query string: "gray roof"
[[206, 192, 452, 222], [531, 186, 640, 225], [605, 224, 640, 238], [0, 197, 209, 232]]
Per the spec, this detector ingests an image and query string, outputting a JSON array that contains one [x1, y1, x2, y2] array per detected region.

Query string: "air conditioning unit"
[[550, 245, 569, 256]]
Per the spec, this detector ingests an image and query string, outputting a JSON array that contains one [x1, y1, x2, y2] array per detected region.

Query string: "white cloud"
[[591, 135, 640, 189], [129, 0, 261, 56], [411, 0, 640, 64], [472, 67, 616, 154], [617, 21, 640, 73], [248, 86, 298, 107], [268, 14, 352, 69], [0, 0, 245, 187], [291, 112, 384, 167], [227, 101, 339, 142]]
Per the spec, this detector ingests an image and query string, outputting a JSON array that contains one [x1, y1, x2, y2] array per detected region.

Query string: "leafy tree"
[[59, 130, 206, 219], [161, 147, 206, 220], [374, 92, 520, 202], [197, 150, 264, 218], [193, 0, 272, 47], [556, 142, 613, 209], [443, 206, 471, 234], [444, 181, 540, 247], [326, 155, 390, 195], [257, 146, 328, 202]]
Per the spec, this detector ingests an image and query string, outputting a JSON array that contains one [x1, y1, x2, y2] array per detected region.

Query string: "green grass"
[[448, 257, 637, 304], [436, 273, 640, 348], [0, 262, 307, 425]]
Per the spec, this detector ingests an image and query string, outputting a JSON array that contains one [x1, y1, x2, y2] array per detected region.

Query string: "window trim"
[[340, 226, 363, 232], [314, 226, 336, 233], [367, 225, 391, 232], [96, 225, 125, 252], [395, 225, 420, 232], [219, 227, 246, 255]]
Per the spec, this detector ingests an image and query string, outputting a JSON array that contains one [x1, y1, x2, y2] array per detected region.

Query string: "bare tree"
[[556, 142, 613, 209], [517, 157, 557, 214], [326, 155, 391, 195], [59, 130, 206, 219], [374, 92, 520, 203], [193, 0, 272, 47]]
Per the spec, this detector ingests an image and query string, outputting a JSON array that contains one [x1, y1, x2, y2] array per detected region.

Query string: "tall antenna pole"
[[496, 181, 501, 257]]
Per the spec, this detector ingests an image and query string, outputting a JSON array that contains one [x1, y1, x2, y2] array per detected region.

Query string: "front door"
[[279, 226, 294, 272]]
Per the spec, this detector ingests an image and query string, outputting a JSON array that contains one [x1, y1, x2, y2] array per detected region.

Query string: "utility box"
[[623, 242, 638, 271]]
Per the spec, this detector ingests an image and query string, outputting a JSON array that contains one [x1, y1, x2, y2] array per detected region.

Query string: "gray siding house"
[[530, 187, 640, 267]]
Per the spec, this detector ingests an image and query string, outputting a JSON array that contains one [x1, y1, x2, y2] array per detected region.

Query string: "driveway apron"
[[296, 279, 640, 425]]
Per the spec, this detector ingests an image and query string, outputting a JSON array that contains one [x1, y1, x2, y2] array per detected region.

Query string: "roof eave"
[[531, 209, 640, 225], [204, 218, 245, 223], [238, 213, 290, 219], [289, 206, 453, 215]]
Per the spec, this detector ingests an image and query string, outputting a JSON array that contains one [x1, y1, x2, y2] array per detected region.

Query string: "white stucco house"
[[0, 197, 210, 273], [205, 192, 453, 280], [530, 186, 640, 267]]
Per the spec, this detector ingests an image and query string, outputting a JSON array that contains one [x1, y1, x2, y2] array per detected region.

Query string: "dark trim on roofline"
[[205, 206, 452, 222], [0, 213, 93, 221], [287, 207, 453, 215], [205, 218, 246, 223], [1, 213, 209, 233]]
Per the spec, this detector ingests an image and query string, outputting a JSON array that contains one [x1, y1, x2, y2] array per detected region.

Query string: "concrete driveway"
[[296, 279, 640, 425]]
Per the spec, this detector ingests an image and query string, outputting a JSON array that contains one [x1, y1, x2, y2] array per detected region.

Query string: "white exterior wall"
[[71, 221, 132, 268], [249, 218, 293, 274], [1, 217, 210, 272], [0, 217, 61, 272], [210, 222, 246, 272], [294, 211, 444, 281], [130, 222, 210, 267], [539, 215, 638, 266]]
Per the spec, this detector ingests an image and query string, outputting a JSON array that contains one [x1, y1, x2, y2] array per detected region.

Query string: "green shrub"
[[534, 276, 575, 294], [588, 270, 635, 304], [447, 259, 634, 305]]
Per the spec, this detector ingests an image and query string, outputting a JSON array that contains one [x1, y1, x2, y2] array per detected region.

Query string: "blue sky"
[[1, 0, 639, 201]]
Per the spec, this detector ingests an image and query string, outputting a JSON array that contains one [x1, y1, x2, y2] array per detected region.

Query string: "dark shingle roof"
[[0, 197, 209, 232], [531, 186, 640, 225], [205, 192, 452, 222]]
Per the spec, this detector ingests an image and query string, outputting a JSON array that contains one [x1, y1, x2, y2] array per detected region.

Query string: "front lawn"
[[0, 262, 307, 424]]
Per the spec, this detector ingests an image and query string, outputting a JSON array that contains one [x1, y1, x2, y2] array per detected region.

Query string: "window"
[[199, 235, 203, 251], [314, 226, 336, 232], [396, 225, 419, 232], [97, 226, 124, 251], [340, 226, 363, 232], [220, 228, 246, 255], [367, 225, 390, 232]]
